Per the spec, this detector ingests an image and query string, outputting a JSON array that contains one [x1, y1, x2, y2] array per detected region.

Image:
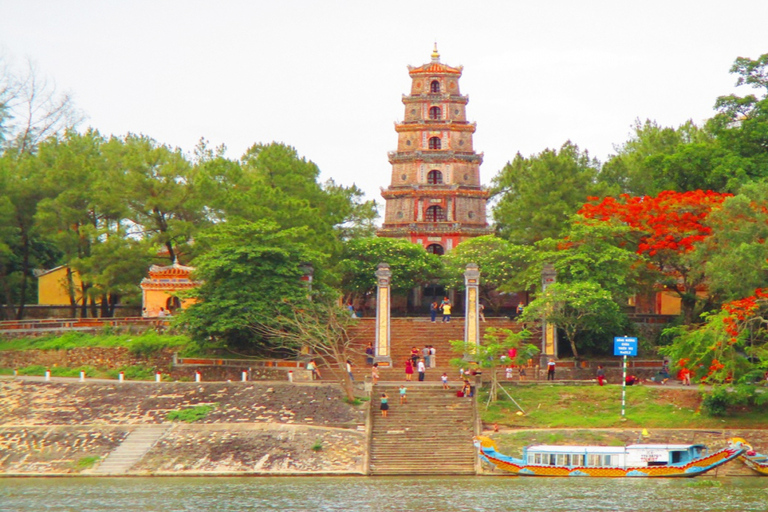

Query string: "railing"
[[0, 316, 167, 332], [174, 356, 304, 368]]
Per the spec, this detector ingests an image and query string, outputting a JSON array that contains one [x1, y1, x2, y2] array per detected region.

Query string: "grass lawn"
[[480, 383, 768, 429], [0, 331, 195, 355]]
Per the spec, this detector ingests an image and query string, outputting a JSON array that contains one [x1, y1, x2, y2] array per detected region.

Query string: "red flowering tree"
[[660, 288, 768, 386], [580, 190, 732, 324]]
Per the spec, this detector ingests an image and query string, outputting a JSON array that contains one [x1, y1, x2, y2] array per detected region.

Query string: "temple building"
[[140, 261, 199, 316], [377, 46, 492, 255]]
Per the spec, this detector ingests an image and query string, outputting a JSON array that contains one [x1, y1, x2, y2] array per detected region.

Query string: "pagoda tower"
[[378, 46, 492, 254]]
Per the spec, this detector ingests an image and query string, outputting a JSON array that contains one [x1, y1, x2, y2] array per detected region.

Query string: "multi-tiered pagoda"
[[378, 46, 492, 254]]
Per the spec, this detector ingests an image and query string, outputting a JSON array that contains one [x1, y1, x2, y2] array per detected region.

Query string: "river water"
[[2, 476, 767, 512]]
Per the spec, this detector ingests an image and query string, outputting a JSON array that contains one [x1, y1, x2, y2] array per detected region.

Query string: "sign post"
[[613, 336, 638, 418]]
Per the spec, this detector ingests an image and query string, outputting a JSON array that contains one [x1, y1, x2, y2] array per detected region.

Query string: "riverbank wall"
[[0, 379, 366, 476]]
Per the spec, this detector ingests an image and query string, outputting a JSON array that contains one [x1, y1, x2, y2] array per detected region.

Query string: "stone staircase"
[[344, 317, 530, 382], [368, 383, 477, 475], [91, 425, 169, 474]]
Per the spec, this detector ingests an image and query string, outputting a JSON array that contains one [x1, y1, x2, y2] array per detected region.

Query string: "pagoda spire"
[[378, 52, 491, 255]]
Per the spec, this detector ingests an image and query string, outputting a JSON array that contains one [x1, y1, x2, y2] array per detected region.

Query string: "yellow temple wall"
[[38, 266, 84, 306], [658, 290, 708, 315], [142, 290, 197, 316]]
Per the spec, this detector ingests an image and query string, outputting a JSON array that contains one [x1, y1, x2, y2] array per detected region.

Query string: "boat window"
[[556, 454, 569, 466], [549, 454, 556, 466], [587, 454, 602, 467], [572, 454, 585, 466], [603, 455, 614, 466], [670, 451, 686, 464], [527, 454, 534, 464]]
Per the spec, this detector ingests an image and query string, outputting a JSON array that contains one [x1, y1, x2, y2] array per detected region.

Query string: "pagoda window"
[[427, 170, 443, 184], [425, 205, 445, 222], [429, 106, 442, 120], [426, 243, 444, 255], [428, 137, 441, 150], [430, 80, 440, 93]]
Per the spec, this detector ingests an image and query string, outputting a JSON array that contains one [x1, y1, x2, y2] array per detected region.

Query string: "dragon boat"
[[474, 436, 746, 477]]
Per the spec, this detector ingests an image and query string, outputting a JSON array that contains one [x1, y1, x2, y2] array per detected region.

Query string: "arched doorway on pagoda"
[[426, 243, 444, 255]]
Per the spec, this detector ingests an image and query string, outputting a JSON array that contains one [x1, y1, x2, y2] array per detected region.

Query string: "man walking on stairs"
[[417, 358, 426, 381]]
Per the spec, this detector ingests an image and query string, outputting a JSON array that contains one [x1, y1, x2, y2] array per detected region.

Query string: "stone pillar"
[[464, 262, 481, 359], [374, 263, 393, 366], [540, 263, 558, 367]]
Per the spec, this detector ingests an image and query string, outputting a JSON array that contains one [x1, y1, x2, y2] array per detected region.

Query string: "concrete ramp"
[[91, 425, 169, 474]]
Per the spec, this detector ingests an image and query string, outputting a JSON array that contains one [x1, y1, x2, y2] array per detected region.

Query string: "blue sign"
[[613, 336, 638, 356]]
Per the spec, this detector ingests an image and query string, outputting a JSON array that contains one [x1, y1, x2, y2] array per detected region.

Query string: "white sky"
[[2, 1, 767, 207]]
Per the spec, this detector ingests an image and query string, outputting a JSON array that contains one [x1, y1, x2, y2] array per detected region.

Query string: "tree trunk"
[[67, 267, 78, 318], [15, 232, 30, 320], [340, 372, 356, 402], [566, 328, 580, 360], [681, 293, 697, 325]]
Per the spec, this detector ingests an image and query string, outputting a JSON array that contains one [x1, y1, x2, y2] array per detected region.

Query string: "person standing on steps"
[[399, 385, 407, 404], [371, 363, 380, 385], [479, 302, 486, 322], [346, 359, 354, 381], [441, 301, 452, 322], [365, 343, 374, 366], [423, 345, 430, 368], [417, 358, 426, 382], [429, 301, 438, 323], [429, 345, 436, 368], [307, 359, 321, 380], [404, 358, 414, 381], [410, 347, 420, 367], [380, 393, 389, 417], [441, 372, 449, 390], [547, 358, 556, 381]]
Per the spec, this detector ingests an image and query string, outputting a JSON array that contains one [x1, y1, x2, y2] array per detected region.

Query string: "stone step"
[[91, 425, 169, 475], [368, 383, 476, 475]]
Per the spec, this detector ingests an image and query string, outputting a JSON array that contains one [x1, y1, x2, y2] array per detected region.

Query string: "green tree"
[[449, 327, 537, 403], [441, 235, 536, 313], [709, 53, 768, 183], [519, 281, 623, 359], [492, 142, 613, 245], [180, 220, 326, 350], [534, 218, 648, 304], [600, 119, 728, 195], [698, 182, 768, 304], [34, 130, 144, 317], [205, 142, 377, 258], [337, 237, 441, 313], [107, 134, 204, 264]]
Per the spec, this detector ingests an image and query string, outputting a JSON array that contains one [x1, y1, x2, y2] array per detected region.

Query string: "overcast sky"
[[2, 1, 767, 206]]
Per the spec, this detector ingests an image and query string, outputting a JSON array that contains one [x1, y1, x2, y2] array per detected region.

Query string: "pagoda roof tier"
[[378, 223, 493, 237], [388, 151, 483, 164], [140, 281, 199, 291], [402, 94, 468, 104], [408, 62, 463, 76], [395, 122, 476, 133], [380, 187, 489, 200]]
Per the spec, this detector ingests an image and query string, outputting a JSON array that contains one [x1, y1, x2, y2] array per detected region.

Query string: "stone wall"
[[0, 347, 175, 370], [0, 424, 365, 475], [0, 380, 367, 475], [133, 424, 364, 474], [0, 380, 365, 427]]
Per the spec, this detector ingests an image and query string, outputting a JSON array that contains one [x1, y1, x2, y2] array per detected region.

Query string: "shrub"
[[166, 404, 215, 422], [73, 456, 100, 471], [311, 440, 323, 452]]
